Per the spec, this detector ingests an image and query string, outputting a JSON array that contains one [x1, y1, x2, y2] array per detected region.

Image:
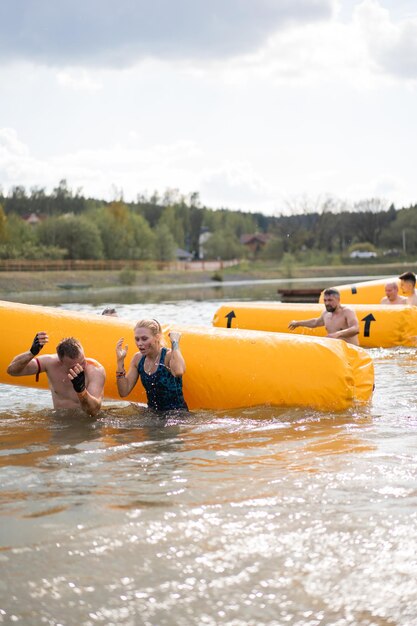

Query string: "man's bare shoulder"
[[85, 358, 106, 374], [38, 354, 59, 368], [340, 304, 358, 315], [338, 305, 359, 325], [86, 357, 103, 367]]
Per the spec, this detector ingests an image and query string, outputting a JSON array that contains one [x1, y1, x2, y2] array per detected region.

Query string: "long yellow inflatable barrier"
[[212, 302, 417, 348], [0, 300, 373, 412], [318, 276, 399, 304]]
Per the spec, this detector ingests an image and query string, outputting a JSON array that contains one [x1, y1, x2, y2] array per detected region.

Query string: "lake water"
[[1, 280, 416, 626]]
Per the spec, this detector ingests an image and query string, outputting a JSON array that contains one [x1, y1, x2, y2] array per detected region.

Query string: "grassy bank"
[[0, 260, 411, 295]]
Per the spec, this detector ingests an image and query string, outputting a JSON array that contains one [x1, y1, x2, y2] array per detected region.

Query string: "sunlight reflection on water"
[[1, 296, 417, 625]]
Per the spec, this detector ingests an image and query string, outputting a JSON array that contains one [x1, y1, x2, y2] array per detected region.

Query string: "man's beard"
[[325, 305, 336, 312]]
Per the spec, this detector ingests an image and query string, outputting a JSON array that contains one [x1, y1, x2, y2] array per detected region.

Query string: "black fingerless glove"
[[30, 335, 43, 356], [71, 371, 86, 393]]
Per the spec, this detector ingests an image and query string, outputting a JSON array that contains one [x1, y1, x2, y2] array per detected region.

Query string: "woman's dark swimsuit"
[[138, 347, 188, 411]]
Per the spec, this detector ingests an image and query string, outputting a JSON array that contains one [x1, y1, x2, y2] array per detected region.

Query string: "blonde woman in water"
[[115, 319, 188, 411]]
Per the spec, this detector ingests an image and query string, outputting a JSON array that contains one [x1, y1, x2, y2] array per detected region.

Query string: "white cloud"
[[345, 174, 404, 204], [373, 176, 403, 198], [199, 163, 279, 213], [0, 128, 29, 158], [0, 128, 282, 211], [242, 21, 370, 85], [1, 3, 417, 215], [56, 69, 102, 92], [0, 128, 204, 201], [355, 0, 417, 80], [206, 0, 417, 88], [0, 124, 416, 213]]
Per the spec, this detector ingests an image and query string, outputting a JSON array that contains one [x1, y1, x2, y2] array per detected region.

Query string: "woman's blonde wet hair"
[[134, 319, 164, 344]]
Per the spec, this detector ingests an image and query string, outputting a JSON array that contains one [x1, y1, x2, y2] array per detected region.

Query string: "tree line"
[[0, 180, 416, 263]]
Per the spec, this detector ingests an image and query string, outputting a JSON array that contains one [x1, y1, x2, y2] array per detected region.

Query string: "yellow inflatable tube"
[[0, 300, 373, 412], [319, 276, 400, 304], [212, 302, 417, 348]]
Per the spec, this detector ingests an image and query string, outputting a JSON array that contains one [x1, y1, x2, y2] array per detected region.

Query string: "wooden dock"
[[277, 288, 322, 303], [57, 283, 92, 290]]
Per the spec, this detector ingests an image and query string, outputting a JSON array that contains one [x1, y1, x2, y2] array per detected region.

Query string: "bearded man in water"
[[288, 288, 360, 345]]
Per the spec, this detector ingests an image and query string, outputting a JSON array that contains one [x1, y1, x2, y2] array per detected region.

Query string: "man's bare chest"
[[324, 311, 347, 330]]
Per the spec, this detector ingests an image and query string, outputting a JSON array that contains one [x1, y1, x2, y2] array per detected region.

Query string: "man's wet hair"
[[101, 307, 117, 316], [323, 288, 340, 298], [56, 337, 83, 360], [399, 271, 416, 286]]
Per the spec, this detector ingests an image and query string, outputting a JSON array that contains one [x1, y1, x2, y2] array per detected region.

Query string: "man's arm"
[[327, 309, 359, 340], [68, 363, 106, 417], [7, 332, 49, 376], [288, 315, 324, 330]]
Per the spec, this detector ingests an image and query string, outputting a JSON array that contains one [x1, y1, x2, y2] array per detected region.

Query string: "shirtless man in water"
[[380, 281, 407, 305], [7, 333, 105, 416], [399, 271, 417, 306], [288, 288, 360, 345]]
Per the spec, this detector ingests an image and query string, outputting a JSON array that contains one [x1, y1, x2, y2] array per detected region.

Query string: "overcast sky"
[[0, 0, 416, 214]]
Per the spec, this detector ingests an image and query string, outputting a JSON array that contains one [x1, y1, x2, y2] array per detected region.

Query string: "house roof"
[[23, 212, 42, 224], [175, 247, 193, 260]]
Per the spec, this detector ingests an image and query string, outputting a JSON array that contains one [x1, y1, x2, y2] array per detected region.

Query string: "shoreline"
[[0, 262, 404, 297]]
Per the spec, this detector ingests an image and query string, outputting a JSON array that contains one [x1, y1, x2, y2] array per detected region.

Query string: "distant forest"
[[0, 180, 416, 263]]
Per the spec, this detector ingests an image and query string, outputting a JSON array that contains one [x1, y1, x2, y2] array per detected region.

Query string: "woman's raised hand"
[[116, 337, 128, 361]]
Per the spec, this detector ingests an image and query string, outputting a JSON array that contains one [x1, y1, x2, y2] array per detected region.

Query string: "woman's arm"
[[165, 331, 186, 377], [115, 338, 140, 397]]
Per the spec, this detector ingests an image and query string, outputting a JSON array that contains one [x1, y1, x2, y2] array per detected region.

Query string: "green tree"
[[204, 231, 242, 260], [5, 213, 36, 246], [129, 213, 156, 259], [0, 213, 65, 259], [203, 208, 256, 240], [0, 204, 7, 242], [379, 206, 417, 255], [4, 186, 30, 216], [51, 179, 85, 215], [189, 204, 204, 258], [93, 205, 155, 259], [29, 186, 50, 215], [260, 236, 284, 261], [350, 198, 391, 247], [153, 223, 176, 261], [38, 216, 103, 259], [158, 205, 185, 248]]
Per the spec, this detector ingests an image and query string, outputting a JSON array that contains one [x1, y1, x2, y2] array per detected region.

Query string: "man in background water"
[[399, 272, 417, 305], [288, 288, 360, 345], [380, 281, 407, 305]]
